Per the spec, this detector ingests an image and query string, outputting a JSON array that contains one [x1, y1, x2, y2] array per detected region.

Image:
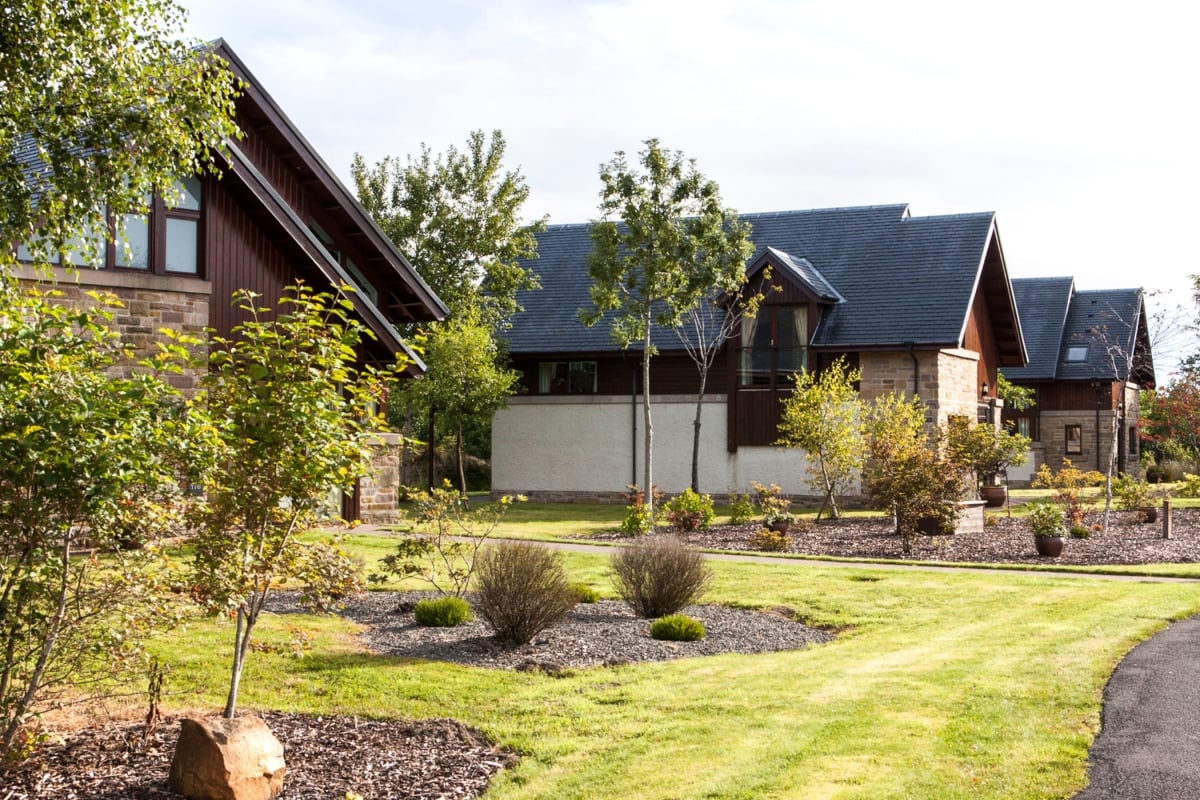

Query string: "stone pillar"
[[357, 433, 403, 525]]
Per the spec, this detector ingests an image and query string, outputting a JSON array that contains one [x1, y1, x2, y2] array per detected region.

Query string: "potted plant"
[[753, 481, 793, 533], [1025, 501, 1066, 557]]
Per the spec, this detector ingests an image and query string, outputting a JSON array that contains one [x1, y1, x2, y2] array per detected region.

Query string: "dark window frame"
[[1065, 424, 1083, 455]]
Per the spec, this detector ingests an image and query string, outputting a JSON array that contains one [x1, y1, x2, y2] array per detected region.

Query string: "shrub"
[[752, 481, 793, 526], [1025, 501, 1064, 536], [369, 484, 524, 597], [983, 512, 1001, 528], [473, 542, 576, 645], [569, 582, 600, 603], [1180, 473, 1200, 499], [748, 528, 791, 552], [610, 535, 711, 618], [1112, 474, 1151, 511], [1032, 459, 1102, 526], [1069, 524, 1091, 539], [620, 485, 661, 536], [726, 490, 756, 525], [296, 538, 365, 613], [413, 596, 473, 627], [649, 614, 706, 642], [664, 488, 715, 532]]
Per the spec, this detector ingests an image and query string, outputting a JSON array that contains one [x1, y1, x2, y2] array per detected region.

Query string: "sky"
[[182, 0, 1200, 372]]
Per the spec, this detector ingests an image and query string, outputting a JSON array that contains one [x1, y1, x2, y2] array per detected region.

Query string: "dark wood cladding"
[[510, 351, 720, 397], [964, 285, 1000, 397], [204, 173, 297, 337], [733, 389, 788, 446], [1036, 380, 1120, 412]]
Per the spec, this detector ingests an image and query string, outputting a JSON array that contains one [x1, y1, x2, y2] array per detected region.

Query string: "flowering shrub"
[[752, 481, 793, 525], [1032, 459, 1102, 526], [620, 485, 662, 536]]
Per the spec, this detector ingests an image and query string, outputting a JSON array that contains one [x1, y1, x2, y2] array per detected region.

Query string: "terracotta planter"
[[768, 520, 791, 534], [1137, 507, 1158, 524], [980, 485, 1008, 508], [1034, 535, 1065, 557]]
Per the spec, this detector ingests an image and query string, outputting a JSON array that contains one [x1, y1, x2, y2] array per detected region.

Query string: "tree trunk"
[[456, 421, 468, 499], [642, 323, 654, 526], [690, 368, 709, 493], [427, 409, 437, 490], [818, 457, 840, 520]]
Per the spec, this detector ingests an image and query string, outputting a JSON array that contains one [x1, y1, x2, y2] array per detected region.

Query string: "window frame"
[[737, 305, 809, 389], [538, 361, 598, 395], [1065, 424, 1083, 455]]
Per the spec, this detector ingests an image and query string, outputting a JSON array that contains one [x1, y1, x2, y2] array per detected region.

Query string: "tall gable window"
[[739, 306, 808, 387]]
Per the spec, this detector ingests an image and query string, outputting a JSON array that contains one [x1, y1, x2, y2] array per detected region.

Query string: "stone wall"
[[15, 265, 210, 391], [858, 347, 981, 424]]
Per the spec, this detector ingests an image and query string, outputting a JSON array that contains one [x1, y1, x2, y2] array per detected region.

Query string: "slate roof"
[[504, 204, 1010, 356], [1003, 279, 1153, 384], [756, 247, 845, 303], [1003, 277, 1075, 380]]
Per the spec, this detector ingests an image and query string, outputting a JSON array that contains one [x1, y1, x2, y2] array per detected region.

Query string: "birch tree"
[[582, 139, 753, 523]]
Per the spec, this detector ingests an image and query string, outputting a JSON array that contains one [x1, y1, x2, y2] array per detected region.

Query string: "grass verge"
[[152, 544, 1200, 799]]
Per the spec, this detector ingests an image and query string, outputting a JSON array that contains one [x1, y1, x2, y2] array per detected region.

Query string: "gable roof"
[[210, 41, 447, 373], [504, 204, 1025, 365], [1003, 279, 1155, 386], [1004, 277, 1075, 380]]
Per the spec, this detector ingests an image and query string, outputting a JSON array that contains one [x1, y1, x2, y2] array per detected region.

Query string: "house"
[[9, 40, 447, 521], [493, 204, 1027, 501], [1001, 278, 1154, 485]]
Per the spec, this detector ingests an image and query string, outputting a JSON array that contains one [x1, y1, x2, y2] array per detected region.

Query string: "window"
[[309, 219, 378, 303], [13, 177, 203, 276], [1065, 346, 1089, 362], [738, 306, 808, 387], [1065, 424, 1083, 455], [1016, 417, 1032, 439], [538, 361, 597, 394]]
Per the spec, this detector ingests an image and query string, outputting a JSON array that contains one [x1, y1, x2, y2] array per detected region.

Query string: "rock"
[[168, 715, 286, 800]]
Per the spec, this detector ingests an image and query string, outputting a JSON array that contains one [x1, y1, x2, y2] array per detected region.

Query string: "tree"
[[0, 278, 191, 759], [944, 417, 1030, 495], [1141, 374, 1200, 460], [351, 129, 544, 326], [862, 393, 960, 554], [352, 130, 544, 488], [581, 139, 754, 523], [776, 357, 864, 520], [1, 0, 239, 259], [675, 274, 765, 492], [405, 308, 520, 494], [187, 284, 398, 719]]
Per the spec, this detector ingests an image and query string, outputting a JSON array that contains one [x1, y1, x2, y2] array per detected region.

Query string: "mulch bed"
[[9, 507, 1197, 799], [586, 508, 1200, 566]]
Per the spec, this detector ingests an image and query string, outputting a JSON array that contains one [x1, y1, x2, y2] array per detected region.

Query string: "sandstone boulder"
[[168, 715, 286, 800]]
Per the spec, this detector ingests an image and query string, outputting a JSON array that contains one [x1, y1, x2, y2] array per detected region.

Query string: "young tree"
[[776, 358, 865, 520], [861, 393, 960, 554], [187, 284, 398, 719], [581, 139, 754, 523], [675, 275, 765, 492], [1141, 374, 1200, 460], [406, 308, 520, 494], [0, 278, 191, 759], [1, 0, 239, 258]]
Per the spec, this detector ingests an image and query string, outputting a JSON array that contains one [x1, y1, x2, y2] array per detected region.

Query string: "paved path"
[[1074, 614, 1200, 799]]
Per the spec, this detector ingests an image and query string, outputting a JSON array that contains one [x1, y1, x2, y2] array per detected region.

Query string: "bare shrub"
[[610, 535, 711, 618], [472, 542, 576, 645]]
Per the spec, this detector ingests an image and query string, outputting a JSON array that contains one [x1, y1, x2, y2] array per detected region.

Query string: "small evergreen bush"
[[473, 541, 576, 645], [649, 614, 706, 642], [1069, 524, 1091, 539], [569, 582, 600, 603], [664, 488, 715, 532], [610, 535, 710, 618], [413, 596, 473, 627]]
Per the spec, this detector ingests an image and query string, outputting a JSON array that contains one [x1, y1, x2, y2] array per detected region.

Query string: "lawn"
[[155, 512, 1200, 800]]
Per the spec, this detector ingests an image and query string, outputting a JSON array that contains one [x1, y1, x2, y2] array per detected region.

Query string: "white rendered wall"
[[492, 394, 831, 498]]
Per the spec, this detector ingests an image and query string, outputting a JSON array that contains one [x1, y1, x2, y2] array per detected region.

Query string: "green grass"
[[154, 540, 1200, 799]]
